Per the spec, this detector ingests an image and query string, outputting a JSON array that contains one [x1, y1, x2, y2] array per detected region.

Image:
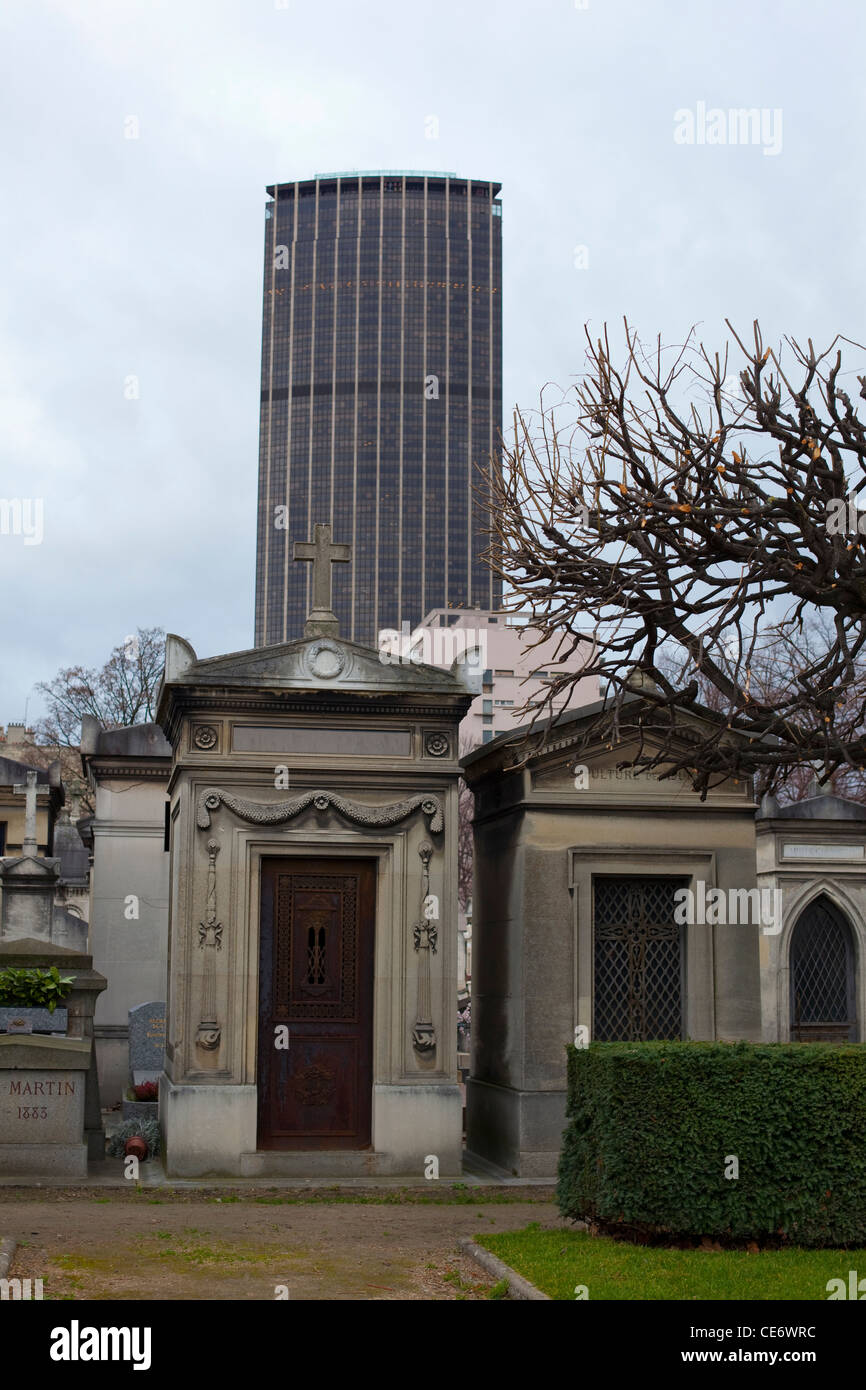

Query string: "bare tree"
[[486, 321, 866, 797], [659, 611, 866, 802], [34, 627, 166, 749], [21, 627, 165, 815]]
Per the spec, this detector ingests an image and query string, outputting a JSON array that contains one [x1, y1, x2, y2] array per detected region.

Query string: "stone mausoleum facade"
[[155, 625, 474, 1178]]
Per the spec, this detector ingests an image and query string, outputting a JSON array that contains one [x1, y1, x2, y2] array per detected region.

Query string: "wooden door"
[[258, 858, 375, 1149]]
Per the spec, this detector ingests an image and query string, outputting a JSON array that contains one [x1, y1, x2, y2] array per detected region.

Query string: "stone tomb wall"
[[465, 742, 762, 1177], [88, 774, 170, 1106]]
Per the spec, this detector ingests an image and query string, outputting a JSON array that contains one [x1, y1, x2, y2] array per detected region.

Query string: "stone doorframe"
[[568, 848, 718, 1043], [772, 878, 865, 1043], [235, 830, 408, 1098]]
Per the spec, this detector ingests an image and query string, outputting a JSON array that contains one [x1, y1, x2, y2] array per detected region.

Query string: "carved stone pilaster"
[[412, 840, 438, 1056], [196, 838, 222, 1053]]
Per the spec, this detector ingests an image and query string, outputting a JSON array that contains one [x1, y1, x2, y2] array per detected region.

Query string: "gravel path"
[[1, 1188, 562, 1301]]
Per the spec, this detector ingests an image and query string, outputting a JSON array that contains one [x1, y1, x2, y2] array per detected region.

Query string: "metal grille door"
[[791, 897, 857, 1043], [258, 858, 375, 1149], [593, 877, 686, 1041]]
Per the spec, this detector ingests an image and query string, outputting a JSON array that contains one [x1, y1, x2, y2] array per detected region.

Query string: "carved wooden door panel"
[[258, 858, 375, 1149]]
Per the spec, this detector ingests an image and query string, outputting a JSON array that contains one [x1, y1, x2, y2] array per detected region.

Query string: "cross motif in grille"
[[305, 912, 329, 986], [594, 877, 685, 1041]]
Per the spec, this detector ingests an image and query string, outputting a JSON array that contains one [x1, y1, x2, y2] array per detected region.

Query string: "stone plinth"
[[0, 1034, 91, 1176], [0, 940, 107, 1161]]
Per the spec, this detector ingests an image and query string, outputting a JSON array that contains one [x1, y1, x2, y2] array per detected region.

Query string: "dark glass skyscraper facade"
[[254, 172, 502, 647]]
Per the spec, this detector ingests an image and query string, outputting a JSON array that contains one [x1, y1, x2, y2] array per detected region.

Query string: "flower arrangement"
[[129, 1081, 158, 1102]]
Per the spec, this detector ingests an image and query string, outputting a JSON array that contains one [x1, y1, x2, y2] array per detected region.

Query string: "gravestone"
[[0, 1035, 91, 1176], [0, 940, 107, 1167], [128, 1001, 166, 1087], [2, 767, 87, 950], [122, 1001, 165, 1120]]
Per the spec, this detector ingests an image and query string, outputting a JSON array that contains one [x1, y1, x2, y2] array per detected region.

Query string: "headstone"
[[128, 1001, 166, 1087], [0, 940, 107, 1165], [0, 1036, 91, 1176], [0, 855, 61, 941]]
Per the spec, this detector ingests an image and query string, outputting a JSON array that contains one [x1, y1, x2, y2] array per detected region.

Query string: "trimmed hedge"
[[557, 1041, 866, 1247]]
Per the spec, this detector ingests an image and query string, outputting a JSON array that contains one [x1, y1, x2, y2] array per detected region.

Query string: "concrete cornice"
[[89, 763, 170, 783], [89, 822, 165, 838], [160, 692, 468, 734]]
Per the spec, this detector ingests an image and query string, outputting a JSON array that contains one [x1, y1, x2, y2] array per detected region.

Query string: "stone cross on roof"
[[293, 522, 351, 638], [13, 767, 39, 855]]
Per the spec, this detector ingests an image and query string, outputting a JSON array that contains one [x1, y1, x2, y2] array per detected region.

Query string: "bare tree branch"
[[482, 322, 866, 797]]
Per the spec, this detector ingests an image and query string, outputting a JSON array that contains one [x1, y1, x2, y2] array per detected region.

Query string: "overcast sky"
[[1, 0, 863, 722]]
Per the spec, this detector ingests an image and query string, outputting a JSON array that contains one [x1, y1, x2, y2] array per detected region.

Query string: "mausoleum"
[[156, 527, 476, 1176], [462, 700, 765, 1177], [756, 790, 866, 1044]]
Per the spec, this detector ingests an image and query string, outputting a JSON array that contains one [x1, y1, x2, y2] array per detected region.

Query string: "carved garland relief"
[[195, 787, 446, 1063]]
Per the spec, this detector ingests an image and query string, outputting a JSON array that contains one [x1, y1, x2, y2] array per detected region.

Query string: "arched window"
[[790, 896, 857, 1043]]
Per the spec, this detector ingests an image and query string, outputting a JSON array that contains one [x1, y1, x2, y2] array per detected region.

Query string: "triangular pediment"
[[462, 695, 755, 805], [159, 632, 478, 698], [0, 854, 60, 879]]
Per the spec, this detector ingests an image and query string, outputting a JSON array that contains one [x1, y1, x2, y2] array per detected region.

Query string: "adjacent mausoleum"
[[80, 717, 172, 1105], [757, 789, 866, 1044], [461, 700, 764, 1178]]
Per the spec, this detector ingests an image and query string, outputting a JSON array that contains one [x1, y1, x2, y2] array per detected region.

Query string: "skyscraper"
[[254, 171, 502, 648]]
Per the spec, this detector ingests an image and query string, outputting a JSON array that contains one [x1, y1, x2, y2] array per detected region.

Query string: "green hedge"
[[557, 1041, 866, 1247]]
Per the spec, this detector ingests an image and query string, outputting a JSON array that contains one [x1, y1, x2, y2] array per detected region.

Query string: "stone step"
[[238, 1150, 382, 1179]]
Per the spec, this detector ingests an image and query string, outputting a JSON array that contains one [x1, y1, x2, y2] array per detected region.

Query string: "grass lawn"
[[476, 1223, 865, 1300]]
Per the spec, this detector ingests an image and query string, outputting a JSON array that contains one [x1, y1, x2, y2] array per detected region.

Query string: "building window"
[[482, 700, 492, 715], [495, 699, 514, 707], [482, 730, 493, 743], [790, 896, 857, 1042], [482, 714, 492, 725], [494, 669, 514, 677], [530, 670, 549, 678], [593, 877, 686, 1041], [482, 669, 492, 684]]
